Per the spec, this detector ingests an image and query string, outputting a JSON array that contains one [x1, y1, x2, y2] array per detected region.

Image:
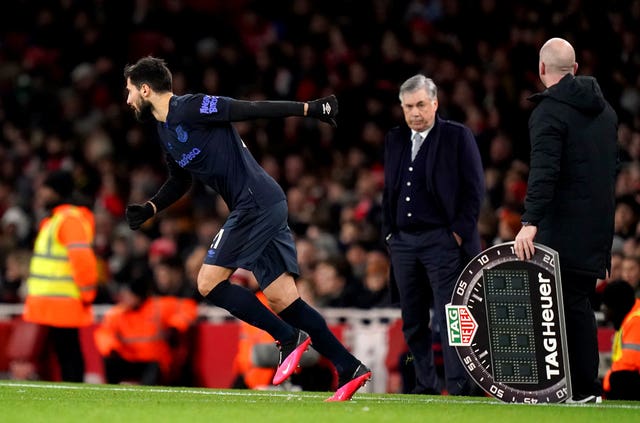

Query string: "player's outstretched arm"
[[227, 95, 338, 127]]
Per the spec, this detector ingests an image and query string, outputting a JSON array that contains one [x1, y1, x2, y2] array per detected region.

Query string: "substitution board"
[[445, 242, 571, 403]]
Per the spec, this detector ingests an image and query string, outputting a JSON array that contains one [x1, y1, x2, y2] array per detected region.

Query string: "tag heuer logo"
[[446, 304, 478, 346]]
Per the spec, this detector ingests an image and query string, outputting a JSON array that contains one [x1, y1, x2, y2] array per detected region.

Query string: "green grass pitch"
[[1, 381, 639, 423]]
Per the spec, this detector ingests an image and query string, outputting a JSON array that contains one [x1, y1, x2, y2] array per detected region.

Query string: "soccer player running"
[[123, 56, 370, 401]]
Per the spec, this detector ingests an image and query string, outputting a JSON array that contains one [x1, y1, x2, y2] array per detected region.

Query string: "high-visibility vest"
[[94, 296, 198, 376], [603, 299, 640, 392], [24, 205, 96, 327]]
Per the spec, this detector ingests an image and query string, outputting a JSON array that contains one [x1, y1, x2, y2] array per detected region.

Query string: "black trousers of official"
[[48, 326, 84, 382], [560, 270, 602, 398], [389, 229, 474, 395]]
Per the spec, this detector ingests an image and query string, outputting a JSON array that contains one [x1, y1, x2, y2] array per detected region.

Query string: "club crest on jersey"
[[175, 125, 188, 143]]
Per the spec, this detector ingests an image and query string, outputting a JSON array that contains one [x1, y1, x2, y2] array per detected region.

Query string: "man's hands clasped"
[[307, 95, 338, 128], [125, 202, 155, 230]]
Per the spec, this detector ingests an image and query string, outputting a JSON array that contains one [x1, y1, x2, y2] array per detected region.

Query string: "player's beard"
[[134, 99, 155, 123]]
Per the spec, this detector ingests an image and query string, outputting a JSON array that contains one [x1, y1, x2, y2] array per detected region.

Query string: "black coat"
[[523, 74, 618, 278]]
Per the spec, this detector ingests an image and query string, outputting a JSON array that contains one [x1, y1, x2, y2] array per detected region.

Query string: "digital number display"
[[446, 242, 571, 403], [484, 269, 538, 384]]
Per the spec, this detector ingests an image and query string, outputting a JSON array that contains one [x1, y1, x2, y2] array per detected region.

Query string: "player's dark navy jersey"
[[156, 94, 286, 211]]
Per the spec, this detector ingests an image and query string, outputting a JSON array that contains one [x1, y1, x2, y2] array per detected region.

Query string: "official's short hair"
[[124, 56, 172, 93], [399, 74, 437, 102]]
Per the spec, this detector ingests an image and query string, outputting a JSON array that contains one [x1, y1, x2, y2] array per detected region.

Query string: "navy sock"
[[206, 280, 296, 342], [278, 298, 359, 376]]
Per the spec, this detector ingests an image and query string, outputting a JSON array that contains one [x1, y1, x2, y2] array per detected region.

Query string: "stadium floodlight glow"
[[446, 242, 571, 403]]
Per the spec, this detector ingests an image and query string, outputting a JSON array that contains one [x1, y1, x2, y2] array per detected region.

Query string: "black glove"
[[307, 95, 338, 128], [125, 202, 155, 230]]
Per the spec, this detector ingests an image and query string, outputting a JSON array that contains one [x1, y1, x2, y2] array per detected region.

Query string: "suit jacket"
[[382, 115, 485, 259]]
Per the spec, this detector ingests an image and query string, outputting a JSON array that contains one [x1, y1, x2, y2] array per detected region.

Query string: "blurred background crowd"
[[1, 0, 640, 310]]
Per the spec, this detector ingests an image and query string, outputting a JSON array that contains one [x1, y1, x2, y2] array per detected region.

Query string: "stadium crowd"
[[0, 0, 640, 387]]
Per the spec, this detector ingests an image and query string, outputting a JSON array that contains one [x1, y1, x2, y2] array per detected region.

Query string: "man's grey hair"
[[399, 74, 438, 102]]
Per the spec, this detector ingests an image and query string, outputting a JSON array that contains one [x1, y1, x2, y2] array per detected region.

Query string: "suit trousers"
[[389, 228, 474, 395]]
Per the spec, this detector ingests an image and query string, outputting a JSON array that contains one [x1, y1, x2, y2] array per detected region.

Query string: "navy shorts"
[[204, 200, 299, 289]]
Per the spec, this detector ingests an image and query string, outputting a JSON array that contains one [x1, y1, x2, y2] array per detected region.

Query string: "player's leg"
[[264, 274, 371, 400], [251, 271, 307, 384], [196, 262, 234, 296], [257, 227, 371, 400], [198, 206, 306, 382], [199, 263, 298, 348]]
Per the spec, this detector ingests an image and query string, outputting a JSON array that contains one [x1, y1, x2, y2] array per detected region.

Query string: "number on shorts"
[[210, 228, 225, 250]]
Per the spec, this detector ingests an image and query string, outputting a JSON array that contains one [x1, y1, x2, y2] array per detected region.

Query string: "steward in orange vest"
[[23, 170, 98, 382], [601, 280, 640, 400], [94, 278, 198, 385]]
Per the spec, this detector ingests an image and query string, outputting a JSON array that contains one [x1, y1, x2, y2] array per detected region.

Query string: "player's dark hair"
[[124, 56, 172, 93]]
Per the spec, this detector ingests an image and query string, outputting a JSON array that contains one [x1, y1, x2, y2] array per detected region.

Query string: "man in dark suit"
[[382, 74, 484, 395], [514, 38, 618, 404]]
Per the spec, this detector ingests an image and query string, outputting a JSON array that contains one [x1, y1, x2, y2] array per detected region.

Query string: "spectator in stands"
[[493, 207, 522, 244], [295, 237, 319, 280], [110, 230, 154, 301], [1, 204, 32, 250], [311, 257, 361, 308], [152, 255, 197, 299], [94, 277, 198, 385], [610, 251, 625, 282], [345, 241, 368, 282], [593, 250, 627, 311], [614, 196, 639, 241], [147, 237, 177, 267], [621, 255, 640, 292], [1, 249, 31, 303], [601, 280, 640, 400], [354, 250, 392, 309]]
